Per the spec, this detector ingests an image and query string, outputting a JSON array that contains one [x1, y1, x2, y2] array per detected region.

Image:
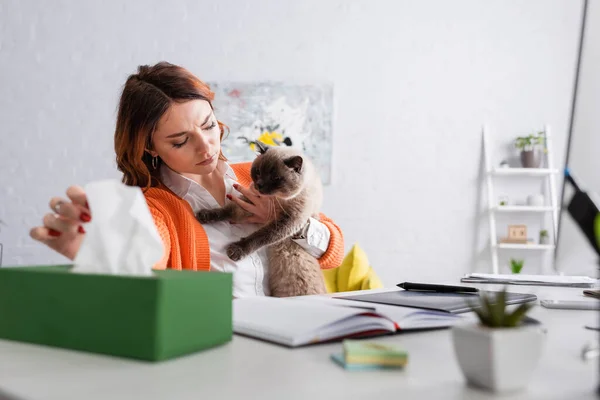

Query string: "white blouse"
[[159, 161, 330, 298]]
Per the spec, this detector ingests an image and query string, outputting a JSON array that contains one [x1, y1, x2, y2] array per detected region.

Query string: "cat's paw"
[[196, 209, 216, 224], [226, 242, 248, 261]]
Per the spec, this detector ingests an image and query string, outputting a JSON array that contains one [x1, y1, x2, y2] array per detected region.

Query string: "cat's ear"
[[254, 141, 269, 155], [284, 156, 303, 173]]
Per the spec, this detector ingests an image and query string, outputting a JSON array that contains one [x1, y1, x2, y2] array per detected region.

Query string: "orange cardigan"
[[144, 162, 345, 271]]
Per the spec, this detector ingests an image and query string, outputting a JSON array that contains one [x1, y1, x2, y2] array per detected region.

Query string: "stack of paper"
[[462, 273, 599, 288], [233, 297, 462, 347], [330, 339, 408, 370]]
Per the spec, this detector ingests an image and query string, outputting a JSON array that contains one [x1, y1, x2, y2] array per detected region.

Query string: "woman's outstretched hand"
[[29, 185, 91, 260], [227, 183, 277, 225]]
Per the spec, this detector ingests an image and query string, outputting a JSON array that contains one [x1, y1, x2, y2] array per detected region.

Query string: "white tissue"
[[73, 180, 164, 276]]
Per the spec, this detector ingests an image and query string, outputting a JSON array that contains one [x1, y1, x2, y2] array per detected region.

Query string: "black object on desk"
[[397, 282, 478, 294]]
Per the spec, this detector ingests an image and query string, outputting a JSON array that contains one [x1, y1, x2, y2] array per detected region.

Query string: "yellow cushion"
[[322, 243, 383, 293], [322, 266, 338, 294], [361, 267, 384, 290], [337, 244, 370, 292]]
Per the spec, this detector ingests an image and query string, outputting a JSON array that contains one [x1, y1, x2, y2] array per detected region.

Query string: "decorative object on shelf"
[[498, 195, 509, 206], [510, 258, 524, 274], [499, 160, 509, 169], [514, 131, 545, 168], [526, 194, 545, 207], [500, 225, 531, 245], [452, 289, 544, 393], [539, 229, 549, 245]]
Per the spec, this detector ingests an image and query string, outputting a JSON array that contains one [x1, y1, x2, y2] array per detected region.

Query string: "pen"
[[397, 282, 479, 293]]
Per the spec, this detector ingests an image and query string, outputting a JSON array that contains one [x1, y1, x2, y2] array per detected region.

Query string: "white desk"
[[0, 284, 598, 400]]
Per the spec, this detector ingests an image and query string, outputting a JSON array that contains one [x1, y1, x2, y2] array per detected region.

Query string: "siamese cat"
[[195, 143, 327, 297]]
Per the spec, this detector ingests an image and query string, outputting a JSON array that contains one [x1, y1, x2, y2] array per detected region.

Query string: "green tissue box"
[[0, 265, 233, 361]]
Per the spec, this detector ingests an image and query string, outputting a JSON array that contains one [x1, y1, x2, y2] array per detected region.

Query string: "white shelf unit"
[[483, 125, 559, 274], [492, 206, 555, 213], [495, 243, 556, 250], [491, 168, 559, 176]]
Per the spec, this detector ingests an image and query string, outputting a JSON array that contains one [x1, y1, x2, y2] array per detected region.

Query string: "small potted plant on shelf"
[[510, 258, 524, 274], [514, 131, 545, 168], [452, 289, 545, 393], [539, 229, 549, 245]]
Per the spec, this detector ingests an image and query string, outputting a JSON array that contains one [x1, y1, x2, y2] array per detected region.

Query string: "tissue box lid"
[[0, 265, 233, 361]]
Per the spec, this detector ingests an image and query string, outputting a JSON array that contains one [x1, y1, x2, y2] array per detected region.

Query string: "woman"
[[29, 62, 344, 297]]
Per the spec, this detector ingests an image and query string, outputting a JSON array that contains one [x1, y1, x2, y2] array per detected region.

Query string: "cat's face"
[[250, 146, 304, 198]]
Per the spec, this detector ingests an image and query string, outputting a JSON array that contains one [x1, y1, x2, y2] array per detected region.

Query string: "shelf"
[[490, 168, 559, 176], [494, 243, 555, 250], [491, 206, 555, 213]]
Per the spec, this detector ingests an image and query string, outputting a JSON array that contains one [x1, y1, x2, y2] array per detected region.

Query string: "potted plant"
[[510, 258, 524, 274], [514, 131, 545, 168], [452, 289, 545, 393], [539, 230, 549, 245]]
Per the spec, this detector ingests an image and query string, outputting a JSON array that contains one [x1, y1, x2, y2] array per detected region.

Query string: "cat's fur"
[[195, 144, 327, 297]]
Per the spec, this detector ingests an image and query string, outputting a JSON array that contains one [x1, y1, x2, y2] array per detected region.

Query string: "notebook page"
[[305, 315, 396, 345], [295, 296, 462, 329], [233, 297, 385, 346]]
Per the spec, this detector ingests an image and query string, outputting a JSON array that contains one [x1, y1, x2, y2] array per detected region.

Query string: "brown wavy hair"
[[114, 61, 228, 190]]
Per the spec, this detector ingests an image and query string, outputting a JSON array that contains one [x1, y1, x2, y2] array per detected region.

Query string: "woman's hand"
[[29, 186, 91, 261], [227, 183, 277, 225]]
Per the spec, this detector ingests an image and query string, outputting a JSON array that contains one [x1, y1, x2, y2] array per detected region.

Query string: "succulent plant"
[[510, 258, 524, 274], [470, 288, 534, 328]]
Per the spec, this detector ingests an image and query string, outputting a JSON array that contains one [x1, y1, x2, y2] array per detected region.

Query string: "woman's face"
[[150, 99, 221, 175]]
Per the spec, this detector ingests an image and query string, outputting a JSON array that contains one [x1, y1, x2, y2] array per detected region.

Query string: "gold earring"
[[152, 156, 158, 170]]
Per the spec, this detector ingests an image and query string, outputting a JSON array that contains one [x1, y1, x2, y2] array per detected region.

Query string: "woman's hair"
[[114, 61, 228, 189]]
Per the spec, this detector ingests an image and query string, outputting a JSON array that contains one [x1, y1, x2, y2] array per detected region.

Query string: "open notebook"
[[233, 296, 463, 347]]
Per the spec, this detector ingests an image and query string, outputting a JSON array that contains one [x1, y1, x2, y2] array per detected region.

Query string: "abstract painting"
[[208, 82, 333, 184]]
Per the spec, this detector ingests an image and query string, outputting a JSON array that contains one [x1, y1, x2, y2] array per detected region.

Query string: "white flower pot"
[[527, 194, 545, 207], [451, 322, 545, 393]]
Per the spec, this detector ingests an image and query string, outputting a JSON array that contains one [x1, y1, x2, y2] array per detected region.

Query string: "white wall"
[[0, 0, 583, 285], [556, 0, 600, 276]]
